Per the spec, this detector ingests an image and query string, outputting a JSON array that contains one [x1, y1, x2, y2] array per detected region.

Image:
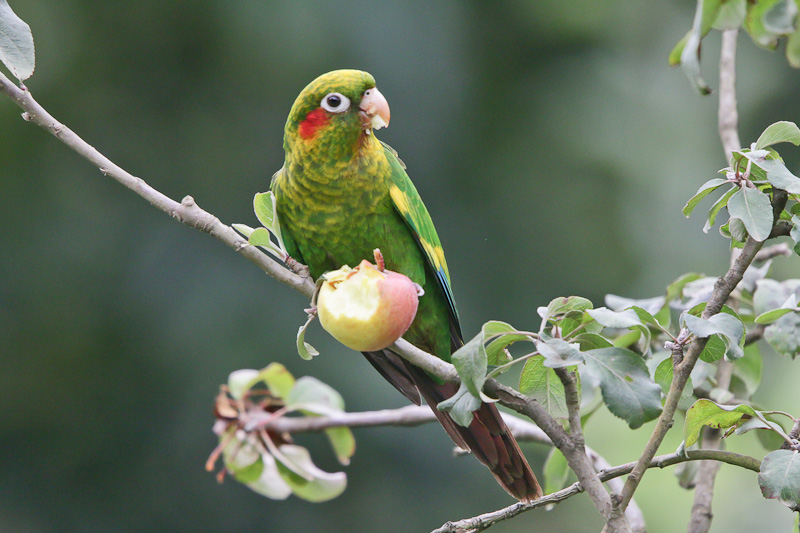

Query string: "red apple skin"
[[317, 260, 419, 352]]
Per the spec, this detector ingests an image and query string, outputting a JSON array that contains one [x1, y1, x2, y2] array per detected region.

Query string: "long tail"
[[363, 350, 542, 502]]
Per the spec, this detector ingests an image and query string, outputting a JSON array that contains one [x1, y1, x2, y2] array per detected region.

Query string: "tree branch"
[[389, 340, 622, 527], [432, 449, 760, 533], [0, 71, 316, 298], [616, 233, 766, 513], [718, 29, 740, 160]]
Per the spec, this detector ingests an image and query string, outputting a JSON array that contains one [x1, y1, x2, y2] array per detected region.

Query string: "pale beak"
[[359, 87, 390, 131]]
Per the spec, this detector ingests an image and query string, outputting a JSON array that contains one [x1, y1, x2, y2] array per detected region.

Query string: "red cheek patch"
[[299, 108, 330, 140]]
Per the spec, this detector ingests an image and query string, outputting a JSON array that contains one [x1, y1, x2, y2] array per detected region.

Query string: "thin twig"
[[432, 449, 760, 533], [718, 29, 740, 160]]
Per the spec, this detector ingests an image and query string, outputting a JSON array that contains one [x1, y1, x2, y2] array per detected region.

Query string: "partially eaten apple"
[[317, 259, 420, 352]]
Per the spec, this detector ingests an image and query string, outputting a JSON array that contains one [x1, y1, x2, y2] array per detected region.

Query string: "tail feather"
[[403, 362, 543, 502]]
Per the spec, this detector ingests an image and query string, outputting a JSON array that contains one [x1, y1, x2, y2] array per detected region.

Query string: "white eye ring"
[[320, 92, 351, 113]]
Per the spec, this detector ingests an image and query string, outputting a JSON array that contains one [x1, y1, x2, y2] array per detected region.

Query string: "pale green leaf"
[[787, 27, 800, 67], [325, 427, 356, 466], [582, 347, 662, 429], [543, 448, 570, 494], [437, 383, 481, 427], [759, 450, 800, 510], [761, 159, 800, 194], [727, 187, 774, 241], [712, 0, 746, 30], [703, 186, 736, 233], [246, 453, 292, 500], [227, 369, 261, 400], [275, 444, 347, 502], [286, 376, 345, 412], [537, 338, 584, 369], [231, 223, 255, 238], [683, 399, 758, 447], [296, 314, 319, 361], [683, 178, 728, 217], [586, 307, 642, 329], [755, 121, 800, 149], [680, 0, 717, 94], [248, 227, 273, 247], [519, 355, 569, 419], [0, 0, 34, 80], [255, 365, 294, 401]]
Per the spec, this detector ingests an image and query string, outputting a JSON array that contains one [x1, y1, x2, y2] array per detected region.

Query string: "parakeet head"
[[284, 70, 390, 155]]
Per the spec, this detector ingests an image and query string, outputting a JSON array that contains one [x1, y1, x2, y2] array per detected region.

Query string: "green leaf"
[[223, 438, 265, 484], [0, 0, 35, 81], [248, 227, 273, 247], [232, 455, 265, 484], [254, 191, 276, 229], [699, 334, 727, 363], [450, 334, 488, 400], [543, 448, 570, 494], [538, 296, 593, 333], [682, 311, 745, 359], [226, 363, 296, 400], [227, 369, 261, 400], [755, 307, 798, 324], [712, 0, 746, 30], [324, 427, 356, 466], [703, 186, 737, 233], [791, 215, 800, 253], [253, 191, 285, 251], [679, 0, 719, 94], [606, 294, 665, 316], [755, 121, 800, 149], [745, 0, 784, 48], [572, 332, 613, 351], [730, 343, 763, 399], [245, 453, 292, 500], [764, 313, 800, 358], [787, 27, 800, 67], [587, 307, 642, 328], [761, 159, 800, 194], [683, 178, 728, 217], [296, 314, 319, 361], [537, 338, 584, 369], [482, 320, 531, 366], [669, 0, 723, 69], [437, 383, 481, 427], [759, 450, 800, 511], [665, 272, 705, 303], [519, 355, 569, 419], [286, 376, 345, 413], [761, 0, 798, 35], [275, 444, 347, 502], [231, 223, 255, 238], [683, 399, 758, 446], [582, 347, 662, 429], [727, 187, 774, 242], [654, 357, 694, 403]]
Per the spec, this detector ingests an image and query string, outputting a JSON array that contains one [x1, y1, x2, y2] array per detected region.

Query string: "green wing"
[[382, 142, 462, 344]]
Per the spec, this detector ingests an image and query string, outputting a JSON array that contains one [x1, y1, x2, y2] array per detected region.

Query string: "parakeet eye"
[[321, 92, 350, 113]]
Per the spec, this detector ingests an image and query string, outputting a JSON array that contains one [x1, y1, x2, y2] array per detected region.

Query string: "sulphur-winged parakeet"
[[270, 70, 542, 501]]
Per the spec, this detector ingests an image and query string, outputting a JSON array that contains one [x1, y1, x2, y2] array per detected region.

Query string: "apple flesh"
[[317, 259, 419, 352]]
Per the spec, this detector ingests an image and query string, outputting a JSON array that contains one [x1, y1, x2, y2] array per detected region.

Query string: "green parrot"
[[271, 70, 542, 502]]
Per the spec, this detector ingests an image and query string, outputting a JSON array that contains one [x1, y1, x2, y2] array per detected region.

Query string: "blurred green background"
[[2, 1, 800, 531]]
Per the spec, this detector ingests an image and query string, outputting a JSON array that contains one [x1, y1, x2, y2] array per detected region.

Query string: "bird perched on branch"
[[271, 69, 542, 501]]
